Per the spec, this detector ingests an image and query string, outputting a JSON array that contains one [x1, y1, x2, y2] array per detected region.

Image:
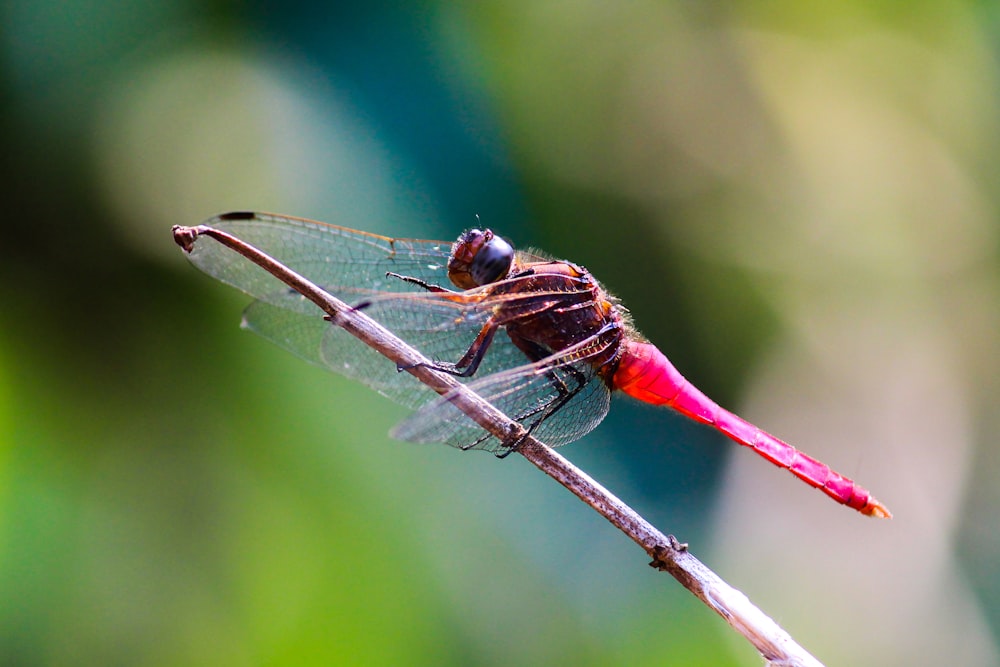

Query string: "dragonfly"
[[176, 211, 890, 518]]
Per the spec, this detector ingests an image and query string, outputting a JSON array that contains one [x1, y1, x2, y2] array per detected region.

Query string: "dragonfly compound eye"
[[471, 234, 514, 285]]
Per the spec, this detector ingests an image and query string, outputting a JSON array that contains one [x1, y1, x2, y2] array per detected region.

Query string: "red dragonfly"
[[180, 211, 890, 518]]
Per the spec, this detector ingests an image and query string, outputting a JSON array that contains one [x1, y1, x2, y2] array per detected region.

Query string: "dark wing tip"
[[216, 211, 258, 221]]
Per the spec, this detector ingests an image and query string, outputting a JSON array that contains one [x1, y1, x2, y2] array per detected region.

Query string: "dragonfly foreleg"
[[385, 271, 455, 294], [400, 318, 501, 378]]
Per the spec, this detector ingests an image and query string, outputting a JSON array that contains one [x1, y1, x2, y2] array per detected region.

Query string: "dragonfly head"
[[448, 228, 514, 289]]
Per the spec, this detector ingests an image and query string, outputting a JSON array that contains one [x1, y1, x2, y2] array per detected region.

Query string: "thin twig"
[[173, 223, 826, 667]]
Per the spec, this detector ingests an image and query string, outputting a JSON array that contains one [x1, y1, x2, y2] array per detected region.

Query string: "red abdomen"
[[613, 340, 890, 518]]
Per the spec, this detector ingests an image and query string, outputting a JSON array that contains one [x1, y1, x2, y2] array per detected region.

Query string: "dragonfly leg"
[[480, 423, 527, 457], [491, 380, 583, 457], [354, 271, 459, 313], [384, 270, 512, 378], [494, 446, 516, 459], [523, 365, 586, 430], [490, 341, 591, 457], [385, 271, 456, 294], [454, 356, 582, 457], [400, 319, 501, 378]]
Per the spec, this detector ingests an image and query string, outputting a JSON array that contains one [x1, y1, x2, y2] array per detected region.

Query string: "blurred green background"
[[2, 1, 999, 665]]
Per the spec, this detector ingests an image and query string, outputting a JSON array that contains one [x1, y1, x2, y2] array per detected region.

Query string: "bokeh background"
[[2, 1, 999, 665]]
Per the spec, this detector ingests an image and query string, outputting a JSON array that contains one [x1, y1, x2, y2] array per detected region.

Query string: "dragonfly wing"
[[241, 299, 437, 409], [241, 300, 329, 366], [329, 292, 532, 374], [242, 290, 542, 412], [187, 212, 454, 310], [392, 338, 613, 453]]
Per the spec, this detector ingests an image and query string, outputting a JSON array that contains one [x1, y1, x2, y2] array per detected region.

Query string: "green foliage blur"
[[2, 1, 999, 665]]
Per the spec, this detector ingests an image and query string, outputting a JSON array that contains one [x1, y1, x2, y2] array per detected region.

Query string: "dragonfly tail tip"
[[863, 498, 893, 519]]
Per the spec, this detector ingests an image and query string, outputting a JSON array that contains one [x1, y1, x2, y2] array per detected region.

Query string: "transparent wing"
[[391, 333, 616, 452], [186, 212, 456, 316], [241, 301, 435, 409], [242, 296, 536, 410], [241, 281, 593, 411]]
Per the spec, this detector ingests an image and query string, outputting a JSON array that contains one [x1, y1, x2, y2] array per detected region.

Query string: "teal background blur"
[[2, 2, 999, 665]]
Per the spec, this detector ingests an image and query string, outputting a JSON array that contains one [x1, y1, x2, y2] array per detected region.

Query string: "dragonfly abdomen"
[[614, 340, 890, 518]]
